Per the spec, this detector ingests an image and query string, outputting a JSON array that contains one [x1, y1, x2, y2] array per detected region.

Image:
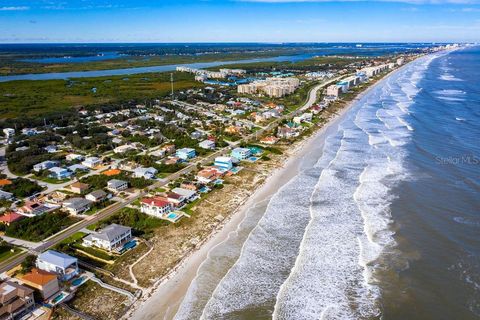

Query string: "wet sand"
[[127, 70, 395, 320]]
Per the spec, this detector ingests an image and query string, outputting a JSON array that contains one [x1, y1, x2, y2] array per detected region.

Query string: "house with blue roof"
[[176, 148, 196, 161], [48, 167, 72, 180], [36, 250, 79, 281]]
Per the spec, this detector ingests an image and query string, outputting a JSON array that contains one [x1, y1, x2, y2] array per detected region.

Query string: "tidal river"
[[173, 47, 480, 319]]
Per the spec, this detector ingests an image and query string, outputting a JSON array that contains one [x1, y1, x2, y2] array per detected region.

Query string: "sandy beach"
[[124, 57, 417, 319], [127, 85, 370, 320]]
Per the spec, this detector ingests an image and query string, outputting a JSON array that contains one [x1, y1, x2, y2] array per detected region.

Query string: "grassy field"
[[0, 72, 202, 119]]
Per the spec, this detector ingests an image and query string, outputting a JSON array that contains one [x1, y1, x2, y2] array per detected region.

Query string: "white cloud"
[[0, 6, 30, 11]]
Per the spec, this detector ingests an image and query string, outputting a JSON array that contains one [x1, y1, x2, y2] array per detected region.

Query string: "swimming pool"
[[248, 156, 259, 162], [168, 213, 178, 219], [51, 292, 67, 305], [71, 276, 85, 287], [123, 240, 137, 250]]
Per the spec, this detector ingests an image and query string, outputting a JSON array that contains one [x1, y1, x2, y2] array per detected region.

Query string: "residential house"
[[33, 160, 59, 172], [0, 212, 24, 226], [171, 188, 198, 202], [196, 168, 223, 184], [18, 200, 53, 217], [231, 147, 252, 161], [190, 131, 203, 140], [176, 148, 196, 160], [277, 127, 299, 139], [0, 281, 34, 320], [48, 167, 72, 180], [199, 140, 215, 150], [260, 136, 279, 145], [85, 190, 107, 203], [63, 197, 92, 215], [70, 182, 89, 194], [83, 224, 132, 252], [165, 192, 186, 208], [214, 156, 234, 170], [133, 167, 157, 179], [164, 157, 181, 165], [107, 179, 128, 193], [44, 145, 58, 153], [162, 144, 176, 154], [82, 157, 101, 169], [65, 154, 84, 162], [113, 144, 138, 154], [0, 190, 13, 201], [140, 197, 172, 218], [18, 268, 59, 300], [36, 250, 79, 281], [67, 164, 88, 173]]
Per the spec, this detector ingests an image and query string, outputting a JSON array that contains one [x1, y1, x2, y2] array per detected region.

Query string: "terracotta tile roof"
[[21, 268, 57, 286], [0, 179, 12, 186], [141, 197, 170, 208], [0, 212, 24, 224]]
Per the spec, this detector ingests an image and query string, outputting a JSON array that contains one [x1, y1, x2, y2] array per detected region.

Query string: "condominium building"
[[237, 77, 300, 98]]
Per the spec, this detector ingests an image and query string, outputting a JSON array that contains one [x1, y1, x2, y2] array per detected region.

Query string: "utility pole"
[[170, 73, 174, 101]]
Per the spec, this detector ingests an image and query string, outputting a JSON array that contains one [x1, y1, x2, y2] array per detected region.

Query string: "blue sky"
[[0, 0, 479, 43]]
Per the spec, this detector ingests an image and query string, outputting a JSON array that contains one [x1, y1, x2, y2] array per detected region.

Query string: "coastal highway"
[[0, 78, 335, 274]]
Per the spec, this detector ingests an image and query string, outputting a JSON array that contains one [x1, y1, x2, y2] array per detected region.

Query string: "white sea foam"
[[273, 55, 435, 320], [180, 54, 439, 320], [439, 73, 463, 81]]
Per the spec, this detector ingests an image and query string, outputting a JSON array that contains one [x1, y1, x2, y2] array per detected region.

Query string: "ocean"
[[173, 46, 480, 319]]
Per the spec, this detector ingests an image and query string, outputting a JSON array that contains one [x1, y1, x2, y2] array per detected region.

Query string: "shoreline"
[[125, 60, 413, 320]]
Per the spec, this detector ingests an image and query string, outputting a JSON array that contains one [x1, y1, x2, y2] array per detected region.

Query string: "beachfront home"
[[133, 167, 158, 179], [199, 139, 215, 150], [231, 147, 252, 161], [33, 160, 59, 172], [0, 281, 34, 320], [260, 136, 279, 145], [36, 250, 79, 281], [85, 190, 108, 203], [171, 188, 198, 202], [176, 148, 196, 160], [83, 224, 132, 252], [18, 268, 60, 300], [63, 197, 92, 215], [214, 156, 234, 170], [166, 192, 186, 208], [196, 168, 223, 184], [107, 179, 128, 193], [82, 156, 101, 169], [140, 197, 172, 218]]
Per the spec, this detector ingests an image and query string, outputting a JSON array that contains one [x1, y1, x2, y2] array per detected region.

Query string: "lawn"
[[0, 246, 22, 263]]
